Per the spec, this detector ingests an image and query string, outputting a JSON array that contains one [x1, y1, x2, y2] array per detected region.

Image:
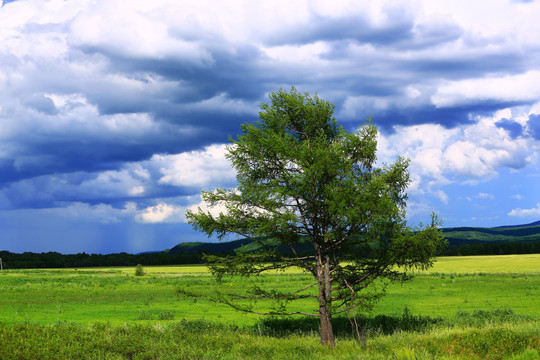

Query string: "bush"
[[135, 264, 145, 276], [158, 311, 175, 321]]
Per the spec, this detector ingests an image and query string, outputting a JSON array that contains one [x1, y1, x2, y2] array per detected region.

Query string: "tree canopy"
[[185, 87, 446, 346]]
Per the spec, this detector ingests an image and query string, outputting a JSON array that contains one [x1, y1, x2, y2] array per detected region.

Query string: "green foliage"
[[442, 240, 540, 256], [450, 308, 532, 327], [0, 250, 203, 269], [136, 310, 175, 321], [185, 87, 446, 344], [134, 264, 145, 276]]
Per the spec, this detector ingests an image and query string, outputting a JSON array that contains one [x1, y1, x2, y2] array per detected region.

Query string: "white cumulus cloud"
[[508, 203, 540, 217], [432, 71, 540, 108], [155, 144, 236, 188], [135, 196, 229, 224], [136, 202, 181, 223], [378, 111, 533, 185]]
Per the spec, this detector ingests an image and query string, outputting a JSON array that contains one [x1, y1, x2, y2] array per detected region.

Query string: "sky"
[[1, 0, 540, 254]]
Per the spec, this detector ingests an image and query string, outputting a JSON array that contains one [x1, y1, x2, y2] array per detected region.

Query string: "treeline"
[[1, 240, 539, 269], [440, 240, 540, 256], [0, 250, 203, 270]]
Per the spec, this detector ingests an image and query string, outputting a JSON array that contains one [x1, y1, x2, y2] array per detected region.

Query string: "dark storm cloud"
[[97, 45, 272, 107], [266, 12, 414, 46], [263, 6, 461, 49], [401, 52, 529, 79], [1, 171, 176, 210], [0, 36, 262, 185], [61, 6, 472, 139], [0, 5, 534, 182], [353, 101, 530, 133], [62, 41, 266, 129], [0, 114, 242, 186]]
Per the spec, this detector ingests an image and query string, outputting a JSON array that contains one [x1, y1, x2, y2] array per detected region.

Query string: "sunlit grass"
[[423, 254, 540, 274], [0, 254, 538, 325], [0, 254, 538, 358], [9, 253, 537, 276]]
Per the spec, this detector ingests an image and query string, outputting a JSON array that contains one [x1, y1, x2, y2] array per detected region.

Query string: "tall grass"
[[0, 311, 538, 359]]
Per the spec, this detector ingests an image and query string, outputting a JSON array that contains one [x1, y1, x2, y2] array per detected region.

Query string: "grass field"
[[0, 254, 538, 359]]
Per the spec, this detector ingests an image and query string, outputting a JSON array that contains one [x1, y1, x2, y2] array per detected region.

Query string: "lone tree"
[[185, 88, 445, 346]]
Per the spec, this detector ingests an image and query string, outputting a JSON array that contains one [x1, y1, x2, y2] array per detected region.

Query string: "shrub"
[[135, 264, 145, 276], [158, 311, 175, 321]]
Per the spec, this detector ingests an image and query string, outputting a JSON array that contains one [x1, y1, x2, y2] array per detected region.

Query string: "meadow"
[[0, 254, 538, 359]]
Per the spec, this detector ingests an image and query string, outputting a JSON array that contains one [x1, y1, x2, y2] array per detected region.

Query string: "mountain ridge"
[[495, 220, 540, 228]]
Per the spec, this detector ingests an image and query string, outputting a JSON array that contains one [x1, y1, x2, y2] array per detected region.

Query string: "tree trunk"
[[319, 300, 335, 346], [316, 248, 335, 346]]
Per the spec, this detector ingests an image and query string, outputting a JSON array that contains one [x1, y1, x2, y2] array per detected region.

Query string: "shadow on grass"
[[169, 307, 529, 342], [255, 307, 443, 338], [253, 307, 531, 339]]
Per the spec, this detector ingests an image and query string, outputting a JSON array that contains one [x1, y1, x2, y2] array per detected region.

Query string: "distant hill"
[[2, 221, 538, 269], [495, 220, 540, 228], [168, 238, 253, 255], [168, 221, 540, 255], [442, 221, 540, 245], [168, 237, 313, 256]]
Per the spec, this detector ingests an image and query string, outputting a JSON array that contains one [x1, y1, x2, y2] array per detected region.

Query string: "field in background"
[[39, 253, 540, 275], [0, 254, 538, 359], [420, 254, 540, 274], [0, 254, 539, 325]]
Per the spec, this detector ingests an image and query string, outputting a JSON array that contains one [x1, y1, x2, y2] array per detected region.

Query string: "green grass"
[[0, 317, 538, 359], [0, 254, 538, 358], [1, 255, 537, 325], [1, 271, 537, 325]]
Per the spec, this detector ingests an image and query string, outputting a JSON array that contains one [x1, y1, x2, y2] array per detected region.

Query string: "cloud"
[[0, 167, 151, 209], [378, 114, 531, 186], [155, 144, 235, 188], [496, 118, 524, 138], [476, 193, 494, 200], [0, 142, 239, 211], [1, 0, 538, 186], [1, 0, 540, 252], [431, 71, 540, 108], [6, 202, 130, 225], [135, 195, 229, 224], [405, 201, 434, 220], [433, 190, 449, 205], [377, 109, 535, 215], [69, 2, 214, 66], [136, 202, 182, 224], [265, 9, 415, 46], [509, 203, 540, 217]]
